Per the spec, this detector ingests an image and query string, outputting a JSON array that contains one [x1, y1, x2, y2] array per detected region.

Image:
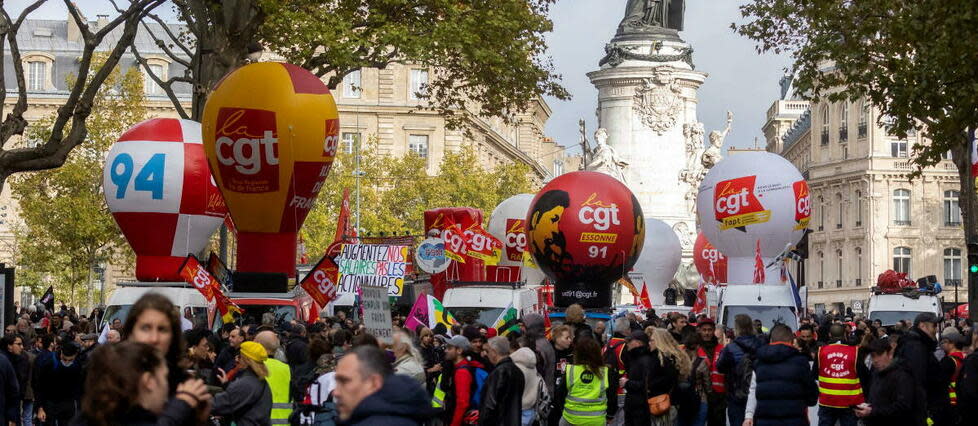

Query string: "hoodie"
[[510, 347, 540, 410], [342, 374, 437, 426], [523, 313, 556, 395]]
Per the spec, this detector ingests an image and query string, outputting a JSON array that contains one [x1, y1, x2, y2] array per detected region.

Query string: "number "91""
[[109, 153, 166, 200]]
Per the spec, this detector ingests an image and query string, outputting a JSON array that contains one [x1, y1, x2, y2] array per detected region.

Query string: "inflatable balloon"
[[103, 118, 227, 281], [695, 152, 809, 284], [487, 194, 546, 285], [526, 171, 645, 308], [693, 232, 728, 284], [627, 219, 681, 306], [203, 62, 339, 277]]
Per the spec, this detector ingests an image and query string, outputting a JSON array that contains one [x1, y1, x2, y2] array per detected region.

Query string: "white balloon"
[[695, 152, 810, 284], [487, 194, 547, 285], [628, 218, 681, 304]]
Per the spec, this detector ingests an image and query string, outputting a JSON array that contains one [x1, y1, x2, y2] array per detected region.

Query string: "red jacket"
[[450, 358, 484, 426]]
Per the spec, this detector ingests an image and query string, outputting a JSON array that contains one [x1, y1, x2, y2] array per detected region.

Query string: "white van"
[[717, 285, 799, 330], [867, 290, 941, 326], [442, 283, 543, 326], [101, 282, 216, 331]]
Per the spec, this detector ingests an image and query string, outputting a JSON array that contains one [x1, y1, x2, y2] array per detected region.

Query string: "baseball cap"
[[913, 312, 939, 327], [446, 335, 471, 351], [629, 330, 650, 344]]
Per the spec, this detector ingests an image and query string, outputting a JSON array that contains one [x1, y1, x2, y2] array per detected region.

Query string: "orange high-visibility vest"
[[697, 345, 725, 394], [817, 343, 865, 408], [948, 351, 965, 406]]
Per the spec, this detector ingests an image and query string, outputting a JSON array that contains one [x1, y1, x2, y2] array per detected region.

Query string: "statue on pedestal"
[[702, 111, 733, 170], [585, 128, 629, 184], [618, 0, 686, 33]]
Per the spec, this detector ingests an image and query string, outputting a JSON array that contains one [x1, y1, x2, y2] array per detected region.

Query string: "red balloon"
[[693, 232, 728, 284], [526, 171, 644, 308]]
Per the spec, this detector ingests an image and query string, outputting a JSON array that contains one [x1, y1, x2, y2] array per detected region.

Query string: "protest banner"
[[361, 285, 393, 344], [335, 244, 410, 296], [300, 254, 341, 307]]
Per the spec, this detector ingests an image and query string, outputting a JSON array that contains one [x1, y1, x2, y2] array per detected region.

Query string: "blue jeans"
[[22, 400, 33, 426], [817, 406, 858, 426], [521, 409, 535, 426]]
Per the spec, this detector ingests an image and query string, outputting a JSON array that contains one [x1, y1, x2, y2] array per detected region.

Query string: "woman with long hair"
[[212, 341, 273, 425], [74, 341, 210, 425], [559, 337, 616, 425], [122, 293, 186, 393], [645, 327, 690, 426]]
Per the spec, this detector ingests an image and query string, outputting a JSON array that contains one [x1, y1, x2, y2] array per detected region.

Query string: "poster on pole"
[[361, 285, 393, 344], [336, 244, 410, 296]]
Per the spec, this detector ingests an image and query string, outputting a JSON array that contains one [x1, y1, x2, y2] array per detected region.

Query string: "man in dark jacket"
[[621, 330, 654, 426], [478, 336, 524, 426], [957, 343, 978, 425], [856, 337, 926, 426], [894, 313, 946, 425], [34, 341, 84, 425], [335, 345, 436, 425], [285, 323, 310, 368], [717, 314, 763, 426], [744, 324, 817, 426], [0, 340, 20, 426]]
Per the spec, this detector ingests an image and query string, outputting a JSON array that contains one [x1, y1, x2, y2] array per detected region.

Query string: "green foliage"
[[301, 140, 536, 256], [734, 0, 978, 174], [10, 60, 147, 304], [257, 0, 568, 128]]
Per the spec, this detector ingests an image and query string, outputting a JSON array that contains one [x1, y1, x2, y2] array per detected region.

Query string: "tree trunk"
[[952, 133, 978, 323]]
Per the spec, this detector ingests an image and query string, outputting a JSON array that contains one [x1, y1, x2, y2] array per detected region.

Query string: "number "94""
[[109, 153, 166, 200]]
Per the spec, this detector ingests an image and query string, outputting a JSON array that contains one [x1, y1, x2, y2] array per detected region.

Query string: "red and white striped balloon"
[[103, 118, 227, 281]]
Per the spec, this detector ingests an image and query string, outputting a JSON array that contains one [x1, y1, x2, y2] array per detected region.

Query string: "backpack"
[[534, 372, 552, 420], [730, 341, 756, 401], [466, 364, 490, 407]]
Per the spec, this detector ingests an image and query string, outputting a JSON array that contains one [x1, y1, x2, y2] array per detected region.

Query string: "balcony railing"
[[855, 220, 862, 227], [894, 220, 912, 226], [858, 123, 867, 138], [855, 278, 862, 286], [818, 225, 824, 231], [821, 130, 829, 146], [839, 128, 848, 142], [947, 279, 962, 287], [836, 280, 843, 288], [817, 281, 824, 289], [836, 223, 842, 229], [946, 220, 962, 227]]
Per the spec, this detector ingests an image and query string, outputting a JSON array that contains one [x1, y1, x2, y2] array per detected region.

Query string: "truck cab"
[[442, 282, 542, 325], [867, 289, 941, 326], [230, 287, 318, 325], [717, 285, 799, 330]]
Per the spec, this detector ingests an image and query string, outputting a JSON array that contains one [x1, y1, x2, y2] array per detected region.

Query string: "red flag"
[[691, 281, 708, 316], [753, 239, 765, 284], [299, 254, 341, 307], [178, 255, 218, 301], [463, 224, 502, 264], [441, 216, 467, 263], [333, 188, 358, 244], [639, 281, 653, 309]]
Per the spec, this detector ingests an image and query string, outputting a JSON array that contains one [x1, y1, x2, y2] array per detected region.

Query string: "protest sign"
[[336, 244, 410, 296], [361, 285, 393, 344]]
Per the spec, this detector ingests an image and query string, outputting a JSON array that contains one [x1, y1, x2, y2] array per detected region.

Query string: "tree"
[[301, 141, 535, 256], [11, 58, 148, 306], [734, 0, 978, 320], [133, 0, 568, 126], [0, 0, 164, 193]]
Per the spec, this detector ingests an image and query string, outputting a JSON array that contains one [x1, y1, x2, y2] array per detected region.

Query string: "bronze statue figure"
[[617, 0, 685, 33]]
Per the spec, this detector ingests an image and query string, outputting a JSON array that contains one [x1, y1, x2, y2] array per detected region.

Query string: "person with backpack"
[[938, 332, 967, 425], [743, 324, 817, 426], [511, 346, 543, 426], [678, 332, 710, 426], [431, 336, 487, 426], [812, 324, 869, 426], [716, 314, 763, 426], [602, 318, 630, 426], [478, 336, 525, 426]]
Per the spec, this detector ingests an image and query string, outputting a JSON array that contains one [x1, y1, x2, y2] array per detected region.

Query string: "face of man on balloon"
[[529, 189, 571, 267]]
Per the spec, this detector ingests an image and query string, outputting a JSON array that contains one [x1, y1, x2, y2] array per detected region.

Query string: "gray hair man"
[[479, 336, 525, 425]]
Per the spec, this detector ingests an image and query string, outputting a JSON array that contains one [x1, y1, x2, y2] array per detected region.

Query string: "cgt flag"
[[300, 254, 341, 307], [178, 255, 241, 322], [464, 224, 503, 265], [441, 216, 467, 263]]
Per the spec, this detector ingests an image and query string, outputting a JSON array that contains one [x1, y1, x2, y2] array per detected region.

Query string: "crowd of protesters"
[[2, 298, 978, 426]]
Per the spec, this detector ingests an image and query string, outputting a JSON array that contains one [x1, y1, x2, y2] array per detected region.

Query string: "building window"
[[820, 105, 830, 146], [944, 248, 962, 287], [943, 151, 953, 161], [836, 193, 843, 229], [27, 60, 47, 91], [893, 189, 911, 226], [893, 246, 912, 275], [945, 190, 961, 226], [818, 196, 825, 231], [818, 251, 824, 289], [839, 101, 848, 142], [552, 159, 563, 177], [409, 69, 428, 100], [343, 69, 362, 98], [814, 303, 826, 315], [856, 248, 863, 286], [144, 63, 165, 95], [837, 249, 844, 287], [855, 190, 863, 227], [891, 139, 908, 157], [858, 99, 869, 138], [341, 132, 360, 154], [408, 134, 429, 158]]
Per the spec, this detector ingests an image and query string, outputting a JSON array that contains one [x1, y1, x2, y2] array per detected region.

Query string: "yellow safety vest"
[[432, 373, 446, 408], [562, 365, 608, 426], [265, 358, 293, 424]]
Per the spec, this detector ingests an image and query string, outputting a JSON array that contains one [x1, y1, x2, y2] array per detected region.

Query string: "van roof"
[[720, 285, 796, 307], [443, 286, 534, 308], [868, 293, 940, 312], [107, 285, 209, 306]]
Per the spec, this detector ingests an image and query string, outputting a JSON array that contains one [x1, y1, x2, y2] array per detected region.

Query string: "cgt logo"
[[214, 108, 280, 192], [793, 180, 811, 229], [714, 175, 769, 230], [323, 118, 339, 157], [700, 246, 725, 264], [504, 218, 527, 261], [578, 193, 621, 231]]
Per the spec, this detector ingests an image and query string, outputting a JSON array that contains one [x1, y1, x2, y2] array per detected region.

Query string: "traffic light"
[[971, 264, 978, 274]]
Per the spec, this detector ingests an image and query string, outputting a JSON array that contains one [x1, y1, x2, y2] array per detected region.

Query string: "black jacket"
[[894, 327, 946, 408], [286, 336, 310, 368], [864, 358, 926, 426], [623, 346, 677, 422], [211, 369, 272, 426], [0, 352, 20, 424], [33, 350, 83, 408], [341, 373, 436, 426], [69, 399, 197, 426], [717, 335, 763, 403], [477, 357, 524, 426], [752, 343, 817, 425], [957, 352, 978, 424]]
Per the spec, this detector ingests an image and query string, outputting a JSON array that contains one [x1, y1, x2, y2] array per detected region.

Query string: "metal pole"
[[355, 136, 362, 231]]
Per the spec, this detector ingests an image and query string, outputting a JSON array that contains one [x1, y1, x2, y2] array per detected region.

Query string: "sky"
[[9, 0, 792, 152], [543, 0, 793, 153]]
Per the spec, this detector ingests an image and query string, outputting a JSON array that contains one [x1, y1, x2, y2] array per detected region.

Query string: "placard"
[[361, 285, 393, 343], [336, 244, 410, 296]]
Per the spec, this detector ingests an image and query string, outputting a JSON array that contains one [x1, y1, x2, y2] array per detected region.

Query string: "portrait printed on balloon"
[[526, 171, 645, 308]]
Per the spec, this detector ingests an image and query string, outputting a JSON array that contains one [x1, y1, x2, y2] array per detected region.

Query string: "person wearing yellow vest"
[[812, 324, 867, 426], [939, 332, 967, 424], [560, 337, 617, 425], [256, 330, 293, 424]]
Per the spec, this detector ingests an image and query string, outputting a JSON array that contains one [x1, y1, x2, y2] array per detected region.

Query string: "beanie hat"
[[240, 341, 268, 363]]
